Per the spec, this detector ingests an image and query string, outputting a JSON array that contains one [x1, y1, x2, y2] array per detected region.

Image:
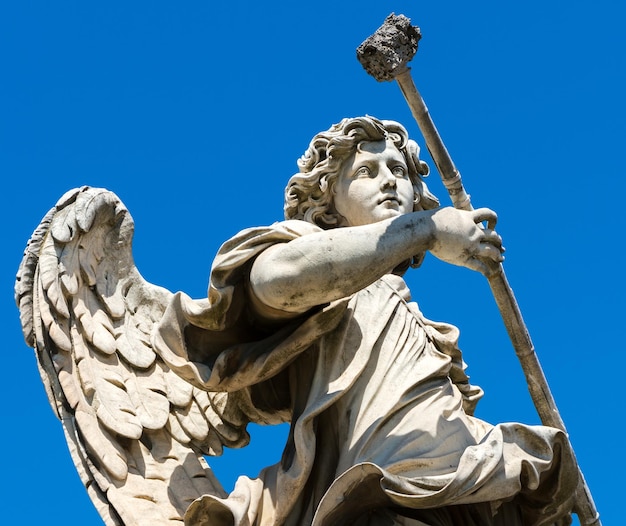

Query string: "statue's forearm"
[[250, 212, 435, 313]]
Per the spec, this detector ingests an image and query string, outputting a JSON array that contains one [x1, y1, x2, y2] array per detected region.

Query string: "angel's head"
[[284, 116, 439, 229]]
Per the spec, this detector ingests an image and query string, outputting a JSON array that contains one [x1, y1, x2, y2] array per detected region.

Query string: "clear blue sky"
[[2, 1, 623, 524]]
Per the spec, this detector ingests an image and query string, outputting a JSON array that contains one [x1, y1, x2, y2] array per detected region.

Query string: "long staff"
[[357, 14, 600, 525]]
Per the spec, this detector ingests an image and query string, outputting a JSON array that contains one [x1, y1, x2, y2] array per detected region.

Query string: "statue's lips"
[[378, 195, 401, 206]]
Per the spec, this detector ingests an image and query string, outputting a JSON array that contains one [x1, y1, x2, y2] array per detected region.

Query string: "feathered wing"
[[15, 187, 250, 525]]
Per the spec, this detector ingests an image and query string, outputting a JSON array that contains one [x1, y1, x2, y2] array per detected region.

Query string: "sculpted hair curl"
[[284, 116, 439, 229]]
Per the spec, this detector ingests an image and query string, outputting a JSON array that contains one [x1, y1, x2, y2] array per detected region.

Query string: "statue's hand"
[[428, 207, 504, 275]]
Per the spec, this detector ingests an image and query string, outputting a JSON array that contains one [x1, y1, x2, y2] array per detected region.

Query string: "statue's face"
[[333, 139, 414, 227]]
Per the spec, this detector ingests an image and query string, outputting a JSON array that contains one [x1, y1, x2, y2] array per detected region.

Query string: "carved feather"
[[49, 198, 78, 243], [124, 364, 170, 430], [175, 391, 210, 443], [195, 389, 241, 445], [15, 206, 56, 347], [75, 286, 117, 355], [36, 271, 72, 352], [52, 351, 81, 409], [167, 412, 194, 447], [16, 187, 248, 525], [106, 429, 225, 525], [39, 243, 71, 319], [116, 319, 156, 369], [75, 405, 129, 481], [92, 369, 143, 440], [164, 363, 194, 408], [59, 260, 80, 296]]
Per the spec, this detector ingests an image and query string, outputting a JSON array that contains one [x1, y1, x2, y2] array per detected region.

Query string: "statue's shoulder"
[[245, 219, 322, 237], [216, 219, 322, 257]]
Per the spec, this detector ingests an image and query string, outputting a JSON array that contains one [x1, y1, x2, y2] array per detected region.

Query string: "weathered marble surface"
[[15, 116, 577, 525]]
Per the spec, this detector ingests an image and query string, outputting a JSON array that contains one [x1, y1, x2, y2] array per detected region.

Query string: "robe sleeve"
[[152, 220, 348, 418]]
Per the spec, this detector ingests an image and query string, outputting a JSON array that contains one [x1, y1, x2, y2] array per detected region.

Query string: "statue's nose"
[[380, 167, 397, 189]]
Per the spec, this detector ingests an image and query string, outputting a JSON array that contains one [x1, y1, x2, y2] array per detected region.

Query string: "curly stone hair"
[[284, 116, 439, 229]]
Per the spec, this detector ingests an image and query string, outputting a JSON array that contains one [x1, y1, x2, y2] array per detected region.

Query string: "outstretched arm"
[[250, 207, 503, 316]]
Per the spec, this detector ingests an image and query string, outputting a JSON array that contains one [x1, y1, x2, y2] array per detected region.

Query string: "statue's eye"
[[354, 166, 371, 177], [392, 165, 407, 177]]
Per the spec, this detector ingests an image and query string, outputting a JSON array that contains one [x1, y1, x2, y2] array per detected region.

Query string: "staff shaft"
[[395, 69, 601, 526]]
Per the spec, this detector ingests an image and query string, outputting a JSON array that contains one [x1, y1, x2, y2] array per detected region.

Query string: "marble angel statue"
[[16, 116, 578, 526]]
